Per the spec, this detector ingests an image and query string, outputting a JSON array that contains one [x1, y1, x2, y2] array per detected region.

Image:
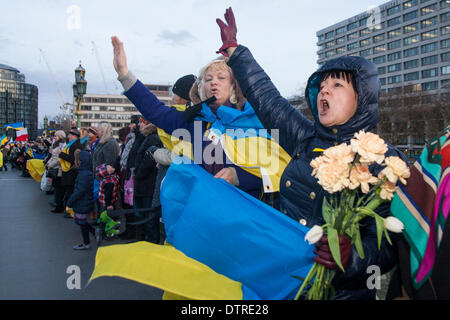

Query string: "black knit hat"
[[172, 74, 197, 101], [130, 114, 140, 125], [68, 128, 80, 137]]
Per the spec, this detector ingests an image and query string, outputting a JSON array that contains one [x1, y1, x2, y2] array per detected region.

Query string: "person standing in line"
[[56, 128, 82, 215], [67, 150, 96, 250]]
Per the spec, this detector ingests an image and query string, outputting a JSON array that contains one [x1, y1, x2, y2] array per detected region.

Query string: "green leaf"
[[327, 227, 345, 272], [322, 197, 332, 225], [353, 223, 365, 259], [383, 228, 392, 246], [374, 215, 385, 250]]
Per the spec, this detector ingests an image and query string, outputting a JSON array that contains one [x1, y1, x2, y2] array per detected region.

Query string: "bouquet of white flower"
[[294, 130, 410, 300]]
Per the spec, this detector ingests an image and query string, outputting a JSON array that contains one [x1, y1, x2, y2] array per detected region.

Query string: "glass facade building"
[[316, 0, 450, 93], [0, 64, 38, 139]]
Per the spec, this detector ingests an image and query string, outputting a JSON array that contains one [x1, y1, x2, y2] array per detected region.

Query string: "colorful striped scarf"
[[391, 126, 450, 289]]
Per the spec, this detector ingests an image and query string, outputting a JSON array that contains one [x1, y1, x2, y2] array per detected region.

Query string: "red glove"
[[313, 235, 352, 271], [216, 7, 238, 57]]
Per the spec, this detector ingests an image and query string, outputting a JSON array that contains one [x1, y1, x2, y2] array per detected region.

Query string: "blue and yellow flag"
[[0, 134, 7, 146], [89, 157, 314, 300], [157, 102, 292, 192], [4, 122, 24, 131]]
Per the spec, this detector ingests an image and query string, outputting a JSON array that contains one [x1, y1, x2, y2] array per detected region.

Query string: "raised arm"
[[216, 8, 314, 155], [111, 36, 189, 134]]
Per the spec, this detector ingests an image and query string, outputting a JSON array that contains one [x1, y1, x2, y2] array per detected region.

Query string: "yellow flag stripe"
[[89, 242, 243, 300]]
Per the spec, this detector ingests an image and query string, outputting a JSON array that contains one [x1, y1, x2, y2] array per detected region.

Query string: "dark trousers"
[[63, 185, 75, 208], [134, 196, 160, 244], [53, 177, 65, 208], [80, 223, 96, 245]]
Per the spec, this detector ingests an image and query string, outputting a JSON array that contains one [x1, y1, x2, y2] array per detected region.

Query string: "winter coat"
[[228, 45, 408, 300], [46, 142, 65, 177], [133, 127, 163, 198], [120, 73, 262, 197], [95, 163, 119, 210], [92, 137, 120, 181], [59, 139, 83, 187], [126, 128, 144, 173], [67, 151, 94, 214]]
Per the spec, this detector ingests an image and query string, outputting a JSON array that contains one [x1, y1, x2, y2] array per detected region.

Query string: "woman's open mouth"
[[319, 99, 329, 116]]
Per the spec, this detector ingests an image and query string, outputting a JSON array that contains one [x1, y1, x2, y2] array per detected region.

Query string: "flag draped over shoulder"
[[58, 139, 76, 172], [157, 101, 291, 193], [156, 104, 194, 160], [89, 157, 315, 300], [391, 126, 450, 289]]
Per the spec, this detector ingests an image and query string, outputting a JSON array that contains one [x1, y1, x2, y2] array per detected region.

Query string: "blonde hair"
[[80, 127, 89, 137], [98, 122, 113, 144], [197, 57, 238, 105]]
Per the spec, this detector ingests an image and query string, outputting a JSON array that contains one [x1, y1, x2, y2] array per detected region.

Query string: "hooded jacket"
[[228, 45, 408, 300], [67, 151, 94, 214]]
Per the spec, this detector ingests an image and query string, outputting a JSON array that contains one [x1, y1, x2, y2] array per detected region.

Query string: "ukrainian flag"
[[4, 122, 24, 131], [89, 157, 315, 300], [157, 101, 291, 192], [0, 134, 7, 146], [89, 102, 312, 300]]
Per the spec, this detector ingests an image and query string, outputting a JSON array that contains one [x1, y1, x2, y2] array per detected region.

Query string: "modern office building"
[[0, 64, 38, 139], [76, 83, 172, 138], [316, 0, 449, 162], [316, 0, 449, 93]]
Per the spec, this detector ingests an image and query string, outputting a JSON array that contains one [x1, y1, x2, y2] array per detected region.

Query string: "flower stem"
[[294, 262, 318, 300]]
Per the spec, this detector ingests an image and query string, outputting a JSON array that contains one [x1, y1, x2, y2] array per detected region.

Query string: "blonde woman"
[[111, 36, 261, 197], [92, 122, 120, 180]]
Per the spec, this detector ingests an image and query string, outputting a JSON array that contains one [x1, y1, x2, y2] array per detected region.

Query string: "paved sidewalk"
[[0, 166, 163, 299]]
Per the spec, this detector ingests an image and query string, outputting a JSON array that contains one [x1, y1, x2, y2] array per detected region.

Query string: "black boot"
[[51, 206, 64, 213]]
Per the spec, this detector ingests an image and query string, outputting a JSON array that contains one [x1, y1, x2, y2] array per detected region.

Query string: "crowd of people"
[[1, 6, 448, 300], [0, 73, 199, 251]]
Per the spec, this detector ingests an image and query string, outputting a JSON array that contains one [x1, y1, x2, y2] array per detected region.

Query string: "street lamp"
[[73, 61, 87, 128]]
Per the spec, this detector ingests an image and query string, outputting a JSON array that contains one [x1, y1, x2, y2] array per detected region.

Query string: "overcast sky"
[[1, 0, 389, 126]]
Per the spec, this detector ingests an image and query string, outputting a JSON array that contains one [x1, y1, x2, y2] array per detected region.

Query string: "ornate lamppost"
[[73, 62, 87, 128]]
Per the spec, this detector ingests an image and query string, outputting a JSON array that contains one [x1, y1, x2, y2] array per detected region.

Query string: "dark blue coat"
[[228, 45, 408, 300], [67, 151, 94, 214], [124, 80, 262, 197]]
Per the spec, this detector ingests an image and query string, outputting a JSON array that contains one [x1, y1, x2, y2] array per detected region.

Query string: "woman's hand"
[[216, 7, 238, 57], [313, 235, 352, 271], [111, 36, 129, 78], [214, 167, 237, 185]]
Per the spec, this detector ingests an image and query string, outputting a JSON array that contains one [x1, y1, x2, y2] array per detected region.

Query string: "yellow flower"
[[379, 156, 410, 185], [350, 131, 387, 165], [349, 164, 379, 193], [379, 180, 397, 200]]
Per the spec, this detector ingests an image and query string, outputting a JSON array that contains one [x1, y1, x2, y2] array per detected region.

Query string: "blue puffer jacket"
[[228, 45, 408, 300], [67, 151, 94, 214]]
